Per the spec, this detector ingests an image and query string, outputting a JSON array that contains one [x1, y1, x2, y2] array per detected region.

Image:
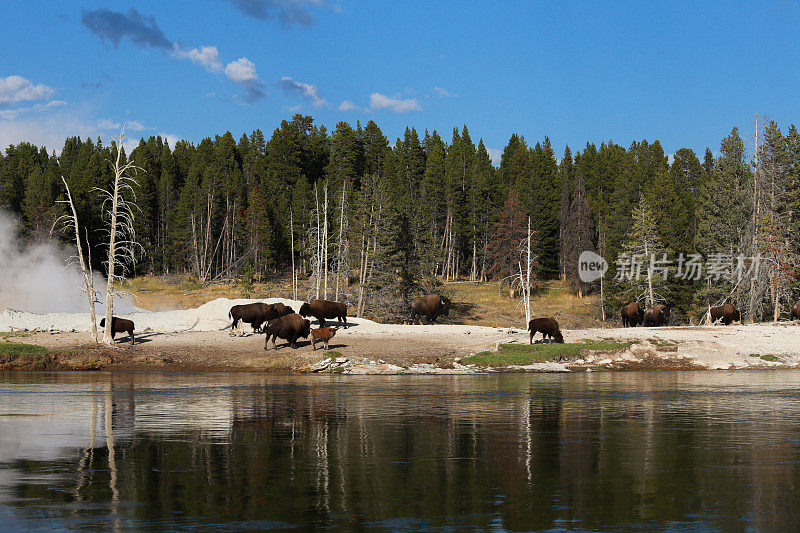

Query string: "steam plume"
[[0, 210, 138, 314]]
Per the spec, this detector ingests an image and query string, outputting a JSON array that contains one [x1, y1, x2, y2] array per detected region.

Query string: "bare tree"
[[517, 216, 535, 324], [289, 207, 297, 300], [96, 126, 143, 345], [54, 177, 99, 342], [334, 182, 349, 301], [307, 182, 329, 300]]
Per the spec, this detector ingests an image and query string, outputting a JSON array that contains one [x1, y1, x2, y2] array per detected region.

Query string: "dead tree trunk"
[[99, 126, 141, 345], [57, 177, 98, 342]]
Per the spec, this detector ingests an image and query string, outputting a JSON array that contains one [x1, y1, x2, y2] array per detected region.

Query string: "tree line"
[[1, 115, 798, 322]]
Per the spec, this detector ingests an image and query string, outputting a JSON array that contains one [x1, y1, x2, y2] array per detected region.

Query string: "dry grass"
[[121, 276, 298, 311], [443, 280, 603, 329], [124, 275, 605, 329]]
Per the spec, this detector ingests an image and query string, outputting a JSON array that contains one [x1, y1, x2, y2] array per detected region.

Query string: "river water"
[[1, 371, 799, 531]]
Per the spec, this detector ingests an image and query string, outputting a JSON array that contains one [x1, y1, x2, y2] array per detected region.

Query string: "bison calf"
[[99, 317, 135, 345], [310, 326, 338, 351], [299, 299, 348, 328], [710, 303, 740, 325], [263, 313, 311, 350], [528, 317, 564, 344]]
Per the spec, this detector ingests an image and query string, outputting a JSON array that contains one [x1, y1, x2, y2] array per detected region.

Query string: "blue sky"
[[2, 1, 800, 163]]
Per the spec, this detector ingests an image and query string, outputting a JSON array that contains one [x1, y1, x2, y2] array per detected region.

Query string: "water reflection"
[[1, 371, 799, 531]]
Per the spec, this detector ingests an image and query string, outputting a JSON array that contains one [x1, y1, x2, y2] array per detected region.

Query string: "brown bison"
[[263, 313, 312, 350], [791, 302, 800, 321], [528, 317, 564, 344], [710, 303, 740, 325], [620, 301, 644, 327], [310, 326, 338, 351], [229, 302, 293, 334], [298, 299, 348, 328], [99, 317, 135, 345], [410, 295, 452, 323], [644, 304, 670, 327]]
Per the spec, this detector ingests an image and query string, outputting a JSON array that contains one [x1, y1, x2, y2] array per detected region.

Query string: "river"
[[1, 371, 799, 531]]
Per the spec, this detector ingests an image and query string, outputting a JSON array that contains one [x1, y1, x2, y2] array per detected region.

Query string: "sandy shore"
[[4, 319, 800, 373], [2, 297, 799, 372]]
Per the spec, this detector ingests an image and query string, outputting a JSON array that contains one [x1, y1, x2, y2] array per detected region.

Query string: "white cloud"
[[126, 120, 149, 131], [277, 76, 327, 108], [173, 44, 223, 72], [223, 57, 267, 102], [96, 118, 121, 130], [369, 92, 422, 113], [0, 102, 171, 155], [0, 100, 67, 120], [95, 118, 149, 132], [225, 57, 258, 83], [486, 148, 502, 166], [0, 75, 55, 106], [159, 133, 182, 148], [0, 109, 101, 153], [338, 100, 360, 111], [433, 86, 456, 97]]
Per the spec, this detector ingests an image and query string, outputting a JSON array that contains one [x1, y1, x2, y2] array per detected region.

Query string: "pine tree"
[[620, 193, 666, 307], [487, 190, 530, 291]]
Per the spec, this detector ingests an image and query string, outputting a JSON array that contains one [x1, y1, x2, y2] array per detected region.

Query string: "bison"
[[229, 302, 293, 335], [263, 313, 312, 350], [410, 295, 452, 323], [644, 304, 670, 327], [298, 299, 348, 328], [710, 303, 740, 325], [310, 326, 338, 351], [620, 301, 644, 327], [528, 317, 564, 344], [790, 301, 800, 321], [99, 317, 135, 345]]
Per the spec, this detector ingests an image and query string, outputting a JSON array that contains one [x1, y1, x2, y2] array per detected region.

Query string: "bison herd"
[[221, 294, 459, 351], [619, 300, 748, 327], [95, 295, 800, 349]]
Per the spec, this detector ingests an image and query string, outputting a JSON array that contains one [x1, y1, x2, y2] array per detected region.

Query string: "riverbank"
[[2, 309, 799, 372]]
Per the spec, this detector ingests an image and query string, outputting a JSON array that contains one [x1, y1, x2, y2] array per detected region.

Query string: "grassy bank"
[[0, 341, 53, 370], [462, 340, 632, 367]]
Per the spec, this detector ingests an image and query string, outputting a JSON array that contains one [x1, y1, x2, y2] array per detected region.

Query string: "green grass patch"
[[0, 341, 52, 370], [324, 350, 344, 359], [760, 354, 779, 362], [0, 341, 50, 359], [463, 340, 632, 367]]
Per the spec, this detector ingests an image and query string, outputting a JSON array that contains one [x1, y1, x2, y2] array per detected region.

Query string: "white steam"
[[0, 211, 139, 314]]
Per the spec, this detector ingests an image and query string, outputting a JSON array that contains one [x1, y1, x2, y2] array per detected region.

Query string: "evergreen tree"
[[619, 193, 667, 307]]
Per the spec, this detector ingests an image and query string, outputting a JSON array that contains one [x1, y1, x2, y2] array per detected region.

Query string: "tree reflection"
[[1, 372, 799, 531]]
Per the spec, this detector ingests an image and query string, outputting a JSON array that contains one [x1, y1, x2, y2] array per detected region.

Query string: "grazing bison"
[[298, 299, 348, 328], [528, 317, 564, 344], [710, 303, 740, 325], [310, 326, 338, 351], [791, 302, 800, 321], [644, 304, 670, 327], [229, 302, 293, 334], [99, 317, 135, 345], [620, 301, 644, 327], [410, 295, 452, 323], [263, 313, 312, 350]]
